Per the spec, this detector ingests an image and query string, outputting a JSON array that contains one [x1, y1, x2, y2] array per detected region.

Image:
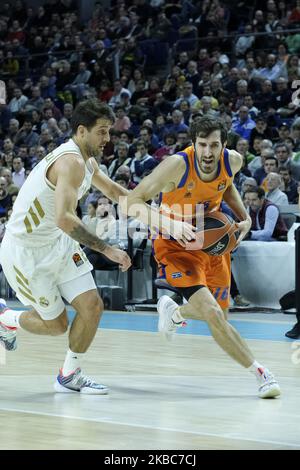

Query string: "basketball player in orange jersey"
[[123, 117, 280, 398]]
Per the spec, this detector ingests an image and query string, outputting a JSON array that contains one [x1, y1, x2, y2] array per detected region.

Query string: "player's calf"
[[46, 318, 68, 336]]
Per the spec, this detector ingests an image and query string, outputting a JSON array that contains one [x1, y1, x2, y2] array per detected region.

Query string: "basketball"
[[185, 211, 240, 255]]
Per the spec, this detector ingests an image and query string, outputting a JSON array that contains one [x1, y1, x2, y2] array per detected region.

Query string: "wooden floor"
[[0, 308, 300, 450]]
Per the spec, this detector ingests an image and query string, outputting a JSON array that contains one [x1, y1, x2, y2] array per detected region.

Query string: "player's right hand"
[[167, 220, 197, 247], [102, 246, 132, 272]]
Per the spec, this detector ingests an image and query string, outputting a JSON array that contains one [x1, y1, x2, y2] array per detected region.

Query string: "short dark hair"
[[274, 142, 289, 152], [115, 173, 130, 184], [12, 156, 23, 163], [140, 126, 152, 135], [71, 99, 115, 134], [190, 117, 227, 145], [136, 139, 146, 148], [278, 166, 291, 175], [244, 187, 265, 199], [265, 156, 278, 166]]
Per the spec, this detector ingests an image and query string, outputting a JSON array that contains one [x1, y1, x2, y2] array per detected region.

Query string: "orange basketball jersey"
[[152, 145, 234, 309]]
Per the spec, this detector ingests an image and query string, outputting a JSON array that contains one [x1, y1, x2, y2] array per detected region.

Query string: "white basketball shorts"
[[0, 232, 96, 320]]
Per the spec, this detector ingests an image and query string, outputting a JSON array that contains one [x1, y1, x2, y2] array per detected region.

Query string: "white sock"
[[248, 360, 265, 377], [62, 349, 85, 376], [0, 308, 24, 328], [172, 308, 185, 324]]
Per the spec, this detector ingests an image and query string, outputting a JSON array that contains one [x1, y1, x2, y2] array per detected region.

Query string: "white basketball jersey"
[[6, 139, 95, 247]]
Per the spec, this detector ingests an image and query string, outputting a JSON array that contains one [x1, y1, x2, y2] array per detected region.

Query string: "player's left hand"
[[236, 217, 252, 245]]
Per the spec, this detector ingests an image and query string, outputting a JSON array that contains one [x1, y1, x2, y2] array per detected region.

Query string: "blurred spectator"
[[271, 77, 293, 116], [0, 176, 12, 217], [12, 156, 26, 188], [38, 75, 56, 100], [14, 118, 39, 147], [246, 187, 288, 241], [67, 61, 91, 100], [130, 139, 157, 183], [232, 106, 256, 140], [236, 138, 255, 165], [166, 109, 189, 134], [253, 53, 287, 82], [248, 140, 273, 174], [275, 142, 300, 180], [254, 80, 274, 114], [174, 82, 199, 108], [224, 113, 240, 149], [82, 200, 98, 226], [8, 118, 20, 143], [241, 176, 258, 197], [254, 154, 278, 185], [0, 168, 19, 195], [113, 106, 131, 132], [243, 94, 259, 119], [153, 132, 177, 163], [265, 172, 289, 205], [139, 125, 159, 153], [8, 87, 28, 115], [249, 115, 276, 149], [235, 24, 255, 57], [24, 86, 44, 112], [108, 141, 132, 179], [114, 173, 130, 189], [109, 79, 131, 109], [63, 103, 74, 122], [279, 166, 299, 203]]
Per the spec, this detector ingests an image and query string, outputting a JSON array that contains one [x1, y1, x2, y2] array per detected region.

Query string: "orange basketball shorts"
[[153, 238, 231, 309]]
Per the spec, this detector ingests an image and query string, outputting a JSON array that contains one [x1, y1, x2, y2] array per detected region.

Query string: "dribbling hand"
[[102, 246, 132, 272], [236, 218, 252, 245], [166, 220, 197, 247]]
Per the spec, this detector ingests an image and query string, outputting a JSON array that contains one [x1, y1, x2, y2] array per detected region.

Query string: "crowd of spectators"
[[1, 0, 300, 250]]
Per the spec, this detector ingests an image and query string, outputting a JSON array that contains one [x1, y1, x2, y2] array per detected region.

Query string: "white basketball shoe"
[[54, 368, 109, 395], [0, 298, 17, 351], [256, 367, 281, 398], [157, 295, 186, 340]]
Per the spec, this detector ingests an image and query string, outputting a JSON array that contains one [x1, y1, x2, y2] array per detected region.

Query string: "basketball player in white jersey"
[[0, 99, 196, 394]]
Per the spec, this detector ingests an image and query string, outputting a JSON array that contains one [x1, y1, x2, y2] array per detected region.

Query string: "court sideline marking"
[[0, 405, 299, 449]]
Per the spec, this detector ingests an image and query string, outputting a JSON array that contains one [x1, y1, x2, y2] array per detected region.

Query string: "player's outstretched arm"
[[119, 155, 196, 246], [90, 159, 129, 203], [54, 155, 131, 271]]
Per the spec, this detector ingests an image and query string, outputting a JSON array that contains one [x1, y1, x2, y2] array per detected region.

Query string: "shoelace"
[[258, 370, 276, 384], [73, 371, 101, 388]]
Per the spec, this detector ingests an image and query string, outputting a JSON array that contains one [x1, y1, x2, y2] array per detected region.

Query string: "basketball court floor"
[[0, 301, 300, 450]]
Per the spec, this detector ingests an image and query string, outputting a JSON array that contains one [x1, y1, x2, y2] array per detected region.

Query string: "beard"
[[199, 158, 216, 174], [85, 141, 102, 159]]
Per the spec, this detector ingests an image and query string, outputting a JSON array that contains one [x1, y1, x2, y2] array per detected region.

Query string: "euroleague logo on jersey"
[[73, 252, 84, 267], [183, 181, 196, 198]]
